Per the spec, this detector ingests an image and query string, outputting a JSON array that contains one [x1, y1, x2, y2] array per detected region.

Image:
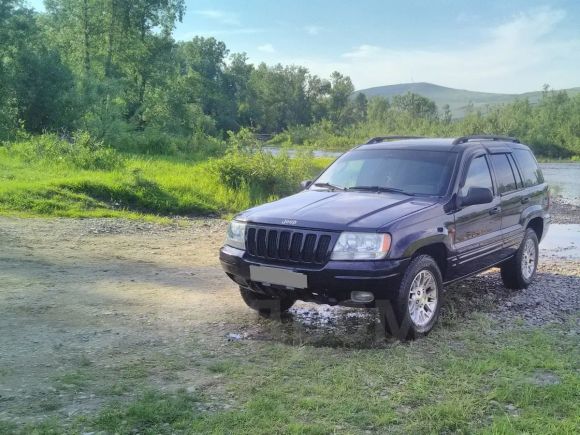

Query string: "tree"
[[352, 93, 368, 123], [0, 1, 34, 138], [226, 53, 257, 128], [441, 104, 452, 124], [175, 37, 236, 131], [327, 71, 355, 123], [367, 97, 390, 123], [392, 92, 438, 120]]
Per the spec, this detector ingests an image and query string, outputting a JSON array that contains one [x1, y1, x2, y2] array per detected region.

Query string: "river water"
[[539, 163, 580, 205]]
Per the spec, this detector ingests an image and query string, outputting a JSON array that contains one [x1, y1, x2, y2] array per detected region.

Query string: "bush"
[[210, 148, 321, 201], [10, 131, 123, 170], [104, 127, 227, 158]]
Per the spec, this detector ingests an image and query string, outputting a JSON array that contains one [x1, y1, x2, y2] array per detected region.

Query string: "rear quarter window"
[[490, 154, 517, 194], [514, 149, 544, 187]]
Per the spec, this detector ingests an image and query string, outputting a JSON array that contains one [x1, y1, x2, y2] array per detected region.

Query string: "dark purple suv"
[[220, 135, 551, 339]]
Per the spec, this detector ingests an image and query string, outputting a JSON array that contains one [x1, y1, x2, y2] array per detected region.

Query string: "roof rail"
[[365, 135, 424, 145], [452, 135, 520, 145]]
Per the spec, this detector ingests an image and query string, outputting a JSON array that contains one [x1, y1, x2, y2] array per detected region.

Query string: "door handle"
[[489, 206, 502, 215], [521, 197, 530, 204]]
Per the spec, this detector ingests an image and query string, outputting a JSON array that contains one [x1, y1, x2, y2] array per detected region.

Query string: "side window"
[[461, 155, 493, 196], [490, 154, 517, 194], [507, 154, 523, 188], [514, 149, 543, 187]]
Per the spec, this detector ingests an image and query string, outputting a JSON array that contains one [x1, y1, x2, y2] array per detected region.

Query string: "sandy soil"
[[0, 217, 238, 424], [0, 216, 578, 425]]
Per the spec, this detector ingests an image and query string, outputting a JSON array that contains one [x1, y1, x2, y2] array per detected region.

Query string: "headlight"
[[331, 232, 391, 260], [225, 220, 247, 250]]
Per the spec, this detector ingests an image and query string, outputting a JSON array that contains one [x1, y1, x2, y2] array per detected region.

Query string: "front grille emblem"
[[281, 219, 297, 225]]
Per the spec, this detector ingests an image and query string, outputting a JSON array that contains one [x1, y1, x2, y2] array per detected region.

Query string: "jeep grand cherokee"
[[219, 135, 551, 339]]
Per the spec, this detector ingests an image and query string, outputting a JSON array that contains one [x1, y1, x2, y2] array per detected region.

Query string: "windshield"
[[312, 149, 458, 196]]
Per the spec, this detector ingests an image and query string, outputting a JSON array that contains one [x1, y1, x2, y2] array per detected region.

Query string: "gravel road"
[[0, 203, 578, 425]]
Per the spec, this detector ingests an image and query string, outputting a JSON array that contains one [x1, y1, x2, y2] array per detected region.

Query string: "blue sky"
[[27, 0, 580, 93]]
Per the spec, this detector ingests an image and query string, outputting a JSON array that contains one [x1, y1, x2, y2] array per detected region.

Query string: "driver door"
[[451, 154, 502, 278]]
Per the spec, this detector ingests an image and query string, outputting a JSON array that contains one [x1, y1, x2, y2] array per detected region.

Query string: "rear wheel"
[[378, 255, 443, 340], [500, 228, 539, 289], [239, 286, 296, 318]]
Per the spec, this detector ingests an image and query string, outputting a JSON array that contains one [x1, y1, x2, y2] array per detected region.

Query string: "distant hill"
[[354, 82, 580, 118]]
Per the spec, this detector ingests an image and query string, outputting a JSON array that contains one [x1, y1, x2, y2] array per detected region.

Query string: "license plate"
[[249, 265, 307, 289]]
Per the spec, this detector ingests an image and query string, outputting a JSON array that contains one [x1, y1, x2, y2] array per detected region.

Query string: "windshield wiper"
[[348, 186, 414, 196], [313, 182, 347, 191]]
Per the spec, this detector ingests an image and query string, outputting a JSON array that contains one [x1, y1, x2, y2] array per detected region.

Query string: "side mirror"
[[460, 187, 493, 207], [300, 180, 312, 190]]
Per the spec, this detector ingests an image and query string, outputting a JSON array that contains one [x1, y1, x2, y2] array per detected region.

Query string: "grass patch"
[[92, 390, 200, 434], [0, 421, 18, 434], [206, 360, 236, 375], [0, 138, 331, 219], [6, 319, 578, 434], [186, 321, 579, 434], [53, 370, 94, 392]]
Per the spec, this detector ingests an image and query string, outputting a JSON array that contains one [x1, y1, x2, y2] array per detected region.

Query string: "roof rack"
[[452, 135, 520, 145], [365, 135, 424, 145]]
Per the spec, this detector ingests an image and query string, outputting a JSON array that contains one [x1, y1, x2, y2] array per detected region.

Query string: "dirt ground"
[[0, 215, 578, 426]]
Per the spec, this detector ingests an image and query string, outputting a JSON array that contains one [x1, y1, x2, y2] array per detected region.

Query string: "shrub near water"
[[211, 129, 326, 204]]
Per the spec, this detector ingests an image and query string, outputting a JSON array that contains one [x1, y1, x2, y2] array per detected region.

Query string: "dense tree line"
[[1, 1, 579, 157], [0, 1, 362, 148]]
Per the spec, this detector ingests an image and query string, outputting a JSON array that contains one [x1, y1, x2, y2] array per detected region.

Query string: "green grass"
[[92, 390, 201, 434], [0, 145, 331, 220], [2, 318, 577, 434]]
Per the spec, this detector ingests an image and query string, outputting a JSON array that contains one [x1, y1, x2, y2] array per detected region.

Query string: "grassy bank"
[[0, 134, 331, 220], [2, 316, 578, 434]]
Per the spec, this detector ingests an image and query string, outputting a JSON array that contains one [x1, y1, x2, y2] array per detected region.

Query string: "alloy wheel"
[[408, 270, 438, 327]]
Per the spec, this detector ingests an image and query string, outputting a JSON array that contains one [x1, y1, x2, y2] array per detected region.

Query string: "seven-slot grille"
[[246, 225, 334, 264]]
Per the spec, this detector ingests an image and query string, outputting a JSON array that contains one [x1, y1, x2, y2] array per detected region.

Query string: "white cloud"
[[266, 7, 580, 93], [304, 25, 322, 36], [194, 9, 240, 26], [342, 44, 382, 59], [258, 43, 276, 53]]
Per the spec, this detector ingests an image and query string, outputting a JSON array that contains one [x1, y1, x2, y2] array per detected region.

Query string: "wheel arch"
[[527, 216, 544, 241], [410, 242, 449, 280]]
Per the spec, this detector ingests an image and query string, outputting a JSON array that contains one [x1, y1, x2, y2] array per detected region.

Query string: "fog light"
[[351, 291, 374, 303]]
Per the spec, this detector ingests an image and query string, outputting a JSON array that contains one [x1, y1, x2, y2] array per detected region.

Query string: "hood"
[[237, 190, 439, 231]]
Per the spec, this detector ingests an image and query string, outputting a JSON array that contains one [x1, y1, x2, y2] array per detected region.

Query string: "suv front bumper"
[[219, 245, 409, 305]]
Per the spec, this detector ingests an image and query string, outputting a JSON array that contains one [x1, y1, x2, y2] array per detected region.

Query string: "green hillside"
[[355, 82, 580, 117]]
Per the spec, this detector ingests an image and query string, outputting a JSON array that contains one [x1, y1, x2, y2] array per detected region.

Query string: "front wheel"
[[500, 228, 539, 289], [239, 286, 296, 318], [378, 255, 443, 340]]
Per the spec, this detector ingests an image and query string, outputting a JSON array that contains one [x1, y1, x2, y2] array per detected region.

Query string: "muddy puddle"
[[541, 224, 580, 259]]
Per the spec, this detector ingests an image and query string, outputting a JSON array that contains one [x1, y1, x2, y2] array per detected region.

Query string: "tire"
[[239, 286, 296, 318], [500, 228, 539, 289], [378, 255, 443, 340]]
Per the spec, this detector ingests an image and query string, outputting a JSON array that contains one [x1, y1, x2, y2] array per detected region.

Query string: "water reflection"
[[540, 163, 580, 205], [541, 224, 580, 259]]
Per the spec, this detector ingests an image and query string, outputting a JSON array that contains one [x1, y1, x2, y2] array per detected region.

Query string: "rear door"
[[488, 152, 525, 258], [452, 153, 503, 278], [512, 148, 547, 209]]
